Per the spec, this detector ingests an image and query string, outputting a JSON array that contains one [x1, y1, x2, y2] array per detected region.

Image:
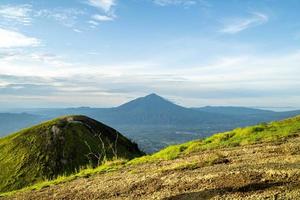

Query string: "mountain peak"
[[145, 93, 160, 97], [143, 93, 164, 100], [117, 93, 181, 111]]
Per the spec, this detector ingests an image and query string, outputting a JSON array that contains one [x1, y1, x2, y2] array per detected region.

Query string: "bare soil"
[[4, 137, 300, 200]]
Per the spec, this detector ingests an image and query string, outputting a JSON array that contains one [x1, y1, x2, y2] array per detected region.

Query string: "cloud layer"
[[1, 48, 300, 107], [0, 28, 39, 48], [220, 12, 269, 34]]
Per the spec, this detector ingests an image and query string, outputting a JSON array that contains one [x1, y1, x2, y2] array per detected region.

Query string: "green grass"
[[0, 115, 143, 193], [127, 143, 190, 165], [129, 116, 300, 165], [1, 115, 300, 197], [0, 159, 127, 197], [185, 116, 300, 154]]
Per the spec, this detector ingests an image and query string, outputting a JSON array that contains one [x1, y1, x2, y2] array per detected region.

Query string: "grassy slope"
[[0, 115, 143, 193], [128, 115, 300, 165], [1, 115, 300, 197]]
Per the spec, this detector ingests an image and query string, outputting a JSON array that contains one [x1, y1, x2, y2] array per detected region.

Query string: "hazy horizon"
[[0, 93, 299, 112], [1, 0, 300, 109]]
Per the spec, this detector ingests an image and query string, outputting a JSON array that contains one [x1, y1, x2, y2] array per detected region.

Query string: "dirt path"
[[4, 137, 300, 200]]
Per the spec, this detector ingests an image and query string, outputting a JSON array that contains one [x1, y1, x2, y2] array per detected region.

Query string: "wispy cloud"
[[86, 0, 117, 26], [88, 20, 99, 27], [0, 4, 87, 32], [153, 0, 196, 6], [0, 3, 116, 32], [0, 4, 32, 25], [36, 8, 85, 29], [153, 0, 209, 7], [0, 28, 39, 48], [220, 12, 269, 34], [87, 0, 116, 13], [92, 14, 114, 21]]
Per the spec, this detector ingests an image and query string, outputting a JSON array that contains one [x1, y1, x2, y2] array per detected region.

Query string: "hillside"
[[2, 115, 300, 199], [0, 115, 143, 193]]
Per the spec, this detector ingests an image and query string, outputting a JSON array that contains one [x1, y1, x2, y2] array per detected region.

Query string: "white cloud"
[[86, 1, 116, 27], [88, 20, 99, 26], [2, 48, 300, 107], [36, 8, 85, 28], [0, 5, 87, 31], [0, 4, 32, 25], [220, 12, 269, 34], [0, 28, 39, 48], [87, 0, 116, 13], [73, 28, 82, 33], [92, 14, 114, 21]]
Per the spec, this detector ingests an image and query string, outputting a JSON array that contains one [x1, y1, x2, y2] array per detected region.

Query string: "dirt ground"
[[4, 137, 300, 200]]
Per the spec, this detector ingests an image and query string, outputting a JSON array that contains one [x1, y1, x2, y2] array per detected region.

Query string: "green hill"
[[0, 115, 143, 193], [2, 115, 300, 199]]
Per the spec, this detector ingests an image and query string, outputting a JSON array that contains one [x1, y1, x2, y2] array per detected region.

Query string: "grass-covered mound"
[[0, 115, 143, 193], [129, 115, 300, 165]]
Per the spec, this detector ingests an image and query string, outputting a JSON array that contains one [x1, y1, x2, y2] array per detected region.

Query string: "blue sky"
[[0, 0, 300, 109]]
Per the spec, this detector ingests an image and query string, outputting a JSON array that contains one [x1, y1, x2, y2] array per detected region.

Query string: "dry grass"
[[3, 136, 300, 200]]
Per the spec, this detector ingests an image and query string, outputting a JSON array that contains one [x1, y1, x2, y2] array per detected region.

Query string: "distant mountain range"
[[0, 113, 46, 136], [1, 93, 300, 152]]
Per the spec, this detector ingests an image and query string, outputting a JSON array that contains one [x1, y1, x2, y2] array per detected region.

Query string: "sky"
[[0, 0, 300, 109]]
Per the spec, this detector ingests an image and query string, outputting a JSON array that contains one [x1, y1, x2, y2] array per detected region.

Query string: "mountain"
[[0, 115, 143, 193], [117, 93, 178, 111], [193, 106, 300, 123], [0, 113, 44, 137], [100, 93, 235, 125], [1, 94, 300, 153], [5, 115, 300, 199], [192, 106, 275, 116]]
